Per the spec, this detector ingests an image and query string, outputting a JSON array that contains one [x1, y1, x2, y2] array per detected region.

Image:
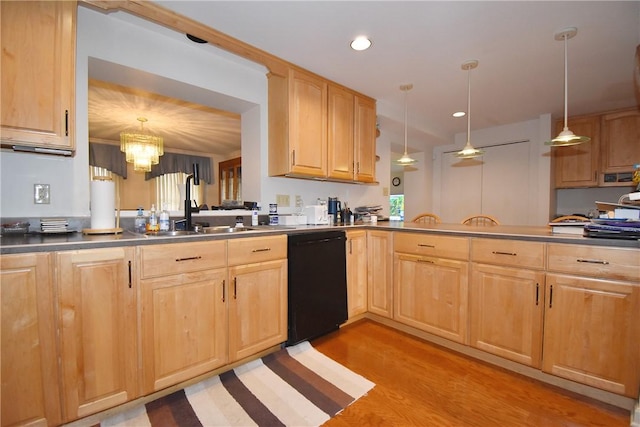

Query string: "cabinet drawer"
[[547, 244, 640, 282], [394, 232, 469, 260], [139, 240, 226, 279], [228, 235, 287, 266], [471, 238, 545, 269]]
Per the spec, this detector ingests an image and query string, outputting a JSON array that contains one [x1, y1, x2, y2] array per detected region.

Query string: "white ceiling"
[[90, 1, 640, 156]]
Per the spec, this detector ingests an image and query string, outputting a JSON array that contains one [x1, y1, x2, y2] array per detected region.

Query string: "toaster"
[[304, 205, 329, 225]]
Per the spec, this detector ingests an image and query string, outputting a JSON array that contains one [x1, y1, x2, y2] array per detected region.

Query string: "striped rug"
[[100, 341, 375, 427]]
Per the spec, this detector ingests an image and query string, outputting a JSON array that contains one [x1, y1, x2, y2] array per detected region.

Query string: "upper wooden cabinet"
[[269, 67, 377, 183], [552, 115, 600, 188], [600, 108, 640, 185], [552, 107, 639, 188], [0, 1, 76, 152]]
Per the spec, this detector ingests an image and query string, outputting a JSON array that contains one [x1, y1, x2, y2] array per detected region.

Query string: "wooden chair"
[[550, 215, 589, 223], [411, 213, 442, 224], [461, 214, 500, 226]]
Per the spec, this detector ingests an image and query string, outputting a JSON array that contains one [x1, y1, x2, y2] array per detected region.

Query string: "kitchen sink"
[[201, 226, 255, 234], [144, 230, 197, 237]]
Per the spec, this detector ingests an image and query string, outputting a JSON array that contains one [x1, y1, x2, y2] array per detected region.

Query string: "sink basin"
[[144, 230, 197, 237], [202, 226, 255, 234]]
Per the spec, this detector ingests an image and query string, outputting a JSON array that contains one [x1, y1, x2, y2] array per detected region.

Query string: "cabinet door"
[[1, 253, 61, 427], [470, 263, 544, 367], [552, 116, 600, 188], [346, 230, 367, 318], [141, 268, 227, 393], [328, 85, 354, 180], [56, 247, 138, 421], [289, 69, 327, 177], [1, 1, 75, 150], [543, 273, 640, 398], [394, 253, 468, 344], [367, 230, 393, 318], [600, 108, 640, 177], [354, 96, 377, 183], [228, 259, 287, 362]]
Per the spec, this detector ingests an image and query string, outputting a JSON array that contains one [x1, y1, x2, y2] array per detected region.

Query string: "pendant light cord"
[[562, 34, 569, 132], [467, 64, 472, 145], [404, 87, 408, 155]]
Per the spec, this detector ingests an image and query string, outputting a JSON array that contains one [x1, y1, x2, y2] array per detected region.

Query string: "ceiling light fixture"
[[120, 117, 164, 172], [546, 27, 590, 147], [350, 36, 372, 51], [452, 111, 466, 118], [395, 84, 417, 166], [455, 60, 484, 159]]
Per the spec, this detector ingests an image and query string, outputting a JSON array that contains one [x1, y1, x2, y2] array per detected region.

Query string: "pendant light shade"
[[395, 84, 417, 166], [546, 27, 590, 147], [455, 60, 484, 159]]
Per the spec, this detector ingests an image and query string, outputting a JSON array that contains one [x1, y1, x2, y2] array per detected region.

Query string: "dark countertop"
[[1, 222, 638, 255]]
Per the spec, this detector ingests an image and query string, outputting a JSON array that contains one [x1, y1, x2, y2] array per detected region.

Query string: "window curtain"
[[89, 142, 127, 178], [145, 153, 213, 184]]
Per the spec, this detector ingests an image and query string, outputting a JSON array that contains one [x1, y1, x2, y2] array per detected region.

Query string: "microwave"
[[304, 205, 329, 225]]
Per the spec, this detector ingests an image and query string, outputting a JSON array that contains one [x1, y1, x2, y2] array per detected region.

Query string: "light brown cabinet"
[[393, 233, 469, 344], [543, 243, 640, 398], [346, 230, 368, 318], [139, 241, 228, 393], [553, 107, 640, 188], [469, 238, 546, 367], [1, 253, 62, 427], [0, 0, 76, 152], [228, 235, 288, 362], [56, 247, 138, 421], [269, 67, 376, 183], [552, 115, 600, 188], [367, 230, 393, 318], [269, 68, 328, 178]]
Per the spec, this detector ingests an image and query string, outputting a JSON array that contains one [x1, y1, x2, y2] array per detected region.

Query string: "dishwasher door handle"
[[292, 236, 345, 246]]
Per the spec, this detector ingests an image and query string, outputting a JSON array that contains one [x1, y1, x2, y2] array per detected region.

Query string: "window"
[[155, 173, 203, 211], [389, 195, 404, 221]]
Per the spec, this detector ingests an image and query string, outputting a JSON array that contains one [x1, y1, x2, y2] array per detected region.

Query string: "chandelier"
[[120, 117, 164, 172]]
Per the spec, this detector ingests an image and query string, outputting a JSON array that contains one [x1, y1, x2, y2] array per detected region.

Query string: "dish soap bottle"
[[134, 207, 146, 233], [147, 204, 159, 232], [159, 204, 170, 231]]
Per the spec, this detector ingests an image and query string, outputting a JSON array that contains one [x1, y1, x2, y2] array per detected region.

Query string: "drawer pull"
[[417, 258, 435, 264], [535, 283, 539, 306], [128, 260, 132, 289], [175, 256, 202, 262], [549, 285, 553, 308], [417, 244, 435, 248], [233, 277, 237, 299], [492, 251, 517, 256], [252, 247, 271, 253], [222, 280, 226, 303], [577, 258, 609, 265]]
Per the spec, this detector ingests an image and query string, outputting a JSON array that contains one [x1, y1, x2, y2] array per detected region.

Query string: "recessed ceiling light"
[[350, 36, 372, 51], [453, 111, 466, 118]]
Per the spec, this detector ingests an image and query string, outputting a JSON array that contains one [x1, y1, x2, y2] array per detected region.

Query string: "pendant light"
[[395, 84, 417, 166], [455, 60, 484, 159], [546, 27, 590, 147]]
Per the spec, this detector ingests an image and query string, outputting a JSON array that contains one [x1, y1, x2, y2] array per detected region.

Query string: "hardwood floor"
[[312, 319, 630, 427]]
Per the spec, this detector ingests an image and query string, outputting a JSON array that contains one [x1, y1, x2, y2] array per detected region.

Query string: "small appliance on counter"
[[304, 205, 329, 225]]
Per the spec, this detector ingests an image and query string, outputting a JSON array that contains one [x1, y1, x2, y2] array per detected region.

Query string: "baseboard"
[[364, 313, 636, 411]]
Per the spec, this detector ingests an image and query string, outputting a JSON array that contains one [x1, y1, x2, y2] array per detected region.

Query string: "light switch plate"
[[34, 184, 50, 204]]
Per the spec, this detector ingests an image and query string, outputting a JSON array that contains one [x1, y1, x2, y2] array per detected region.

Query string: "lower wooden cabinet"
[[1, 253, 61, 427], [228, 235, 288, 362], [56, 247, 138, 421], [367, 230, 393, 318], [543, 273, 640, 398], [470, 263, 544, 367], [346, 230, 367, 318]]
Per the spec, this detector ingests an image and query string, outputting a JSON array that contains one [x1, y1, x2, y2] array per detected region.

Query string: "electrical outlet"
[[295, 195, 303, 208], [34, 184, 50, 204], [382, 186, 389, 197], [276, 194, 290, 207]]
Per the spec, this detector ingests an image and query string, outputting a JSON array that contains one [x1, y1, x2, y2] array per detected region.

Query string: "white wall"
[[433, 115, 552, 226], [0, 6, 390, 219]]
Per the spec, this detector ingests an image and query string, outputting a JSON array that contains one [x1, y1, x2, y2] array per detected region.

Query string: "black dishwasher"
[[287, 230, 348, 345]]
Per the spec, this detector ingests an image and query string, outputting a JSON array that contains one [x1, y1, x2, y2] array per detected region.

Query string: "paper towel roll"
[[90, 179, 116, 229]]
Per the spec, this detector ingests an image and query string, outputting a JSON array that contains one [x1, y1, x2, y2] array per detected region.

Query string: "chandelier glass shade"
[[455, 60, 484, 159], [120, 117, 164, 172], [546, 27, 590, 147], [395, 84, 417, 166]]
